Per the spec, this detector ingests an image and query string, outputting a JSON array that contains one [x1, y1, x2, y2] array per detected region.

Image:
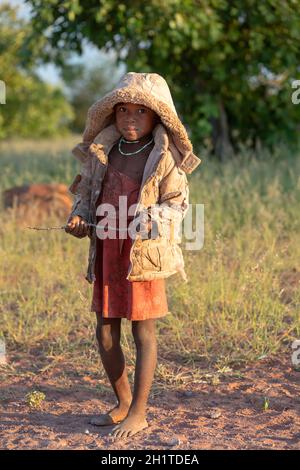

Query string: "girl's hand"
[[65, 215, 89, 238]]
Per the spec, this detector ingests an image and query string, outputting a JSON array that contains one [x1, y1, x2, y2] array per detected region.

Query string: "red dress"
[[91, 162, 169, 321]]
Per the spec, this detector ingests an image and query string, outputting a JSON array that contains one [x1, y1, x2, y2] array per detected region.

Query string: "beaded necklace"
[[118, 136, 154, 156]]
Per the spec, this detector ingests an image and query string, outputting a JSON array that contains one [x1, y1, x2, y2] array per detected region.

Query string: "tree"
[[0, 3, 73, 139], [61, 57, 124, 132], [24, 0, 300, 157]]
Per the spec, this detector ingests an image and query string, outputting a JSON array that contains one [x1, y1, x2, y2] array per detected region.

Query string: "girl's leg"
[[111, 318, 157, 438], [90, 313, 132, 425]]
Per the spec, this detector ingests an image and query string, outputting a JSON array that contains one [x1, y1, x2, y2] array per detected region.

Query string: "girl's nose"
[[126, 117, 136, 124]]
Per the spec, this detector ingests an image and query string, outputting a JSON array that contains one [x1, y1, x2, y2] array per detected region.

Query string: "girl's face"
[[115, 102, 159, 141]]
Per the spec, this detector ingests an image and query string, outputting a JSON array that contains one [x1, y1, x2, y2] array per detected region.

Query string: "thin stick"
[[26, 223, 98, 231], [26, 223, 129, 231]]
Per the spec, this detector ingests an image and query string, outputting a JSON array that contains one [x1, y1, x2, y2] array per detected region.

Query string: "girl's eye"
[[117, 106, 146, 113]]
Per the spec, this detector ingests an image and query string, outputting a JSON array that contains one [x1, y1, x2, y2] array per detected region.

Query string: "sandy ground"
[[0, 351, 299, 450]]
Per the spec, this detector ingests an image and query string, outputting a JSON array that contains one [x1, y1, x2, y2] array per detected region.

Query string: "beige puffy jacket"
[[68, 72, 201, 283]]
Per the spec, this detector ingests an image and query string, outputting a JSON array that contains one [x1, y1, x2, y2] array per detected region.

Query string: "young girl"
[[65, 72, 201, 439]]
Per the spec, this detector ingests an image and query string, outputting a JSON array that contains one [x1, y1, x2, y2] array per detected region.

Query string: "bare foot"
[[110, 413, 148, 439], [89, 403, 130, 426]]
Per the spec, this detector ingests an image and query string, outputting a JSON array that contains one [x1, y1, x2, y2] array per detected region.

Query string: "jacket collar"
[[72, 122, 200, 174], [93, 122, 168, 156], [80, 123, 169, 207], [89, 122, 169, 176]]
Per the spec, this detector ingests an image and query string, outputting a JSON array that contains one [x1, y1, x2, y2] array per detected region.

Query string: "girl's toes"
[[111, 428, 121, 438], [109, 425, 120, 437]]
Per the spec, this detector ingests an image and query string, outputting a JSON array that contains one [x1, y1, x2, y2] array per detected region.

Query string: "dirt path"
[[0, 352, 299, 450]]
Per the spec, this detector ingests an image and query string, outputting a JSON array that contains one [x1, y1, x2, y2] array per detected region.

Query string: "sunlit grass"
[[0, 137, 299, 370]]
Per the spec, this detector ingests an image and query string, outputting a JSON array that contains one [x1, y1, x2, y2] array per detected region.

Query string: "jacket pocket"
[[139, 240, 184, 274], [158, 243, 184, 272], [141, 245, 161, 271]]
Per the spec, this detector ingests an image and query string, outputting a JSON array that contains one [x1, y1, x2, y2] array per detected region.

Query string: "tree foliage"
[[23, 1, 300, 155], [0, 3, 73, 139], [61, 58, 123, 132]]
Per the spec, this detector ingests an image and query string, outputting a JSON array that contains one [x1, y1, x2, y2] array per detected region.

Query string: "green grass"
[[0, 137, 299, 370]]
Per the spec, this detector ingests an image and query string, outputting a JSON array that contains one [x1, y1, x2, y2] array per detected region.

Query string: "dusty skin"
[[65, 215, 89, 238], [1, 352, 300, 450], [91, 316, 157, 440], [89, 404, 129, 426]]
